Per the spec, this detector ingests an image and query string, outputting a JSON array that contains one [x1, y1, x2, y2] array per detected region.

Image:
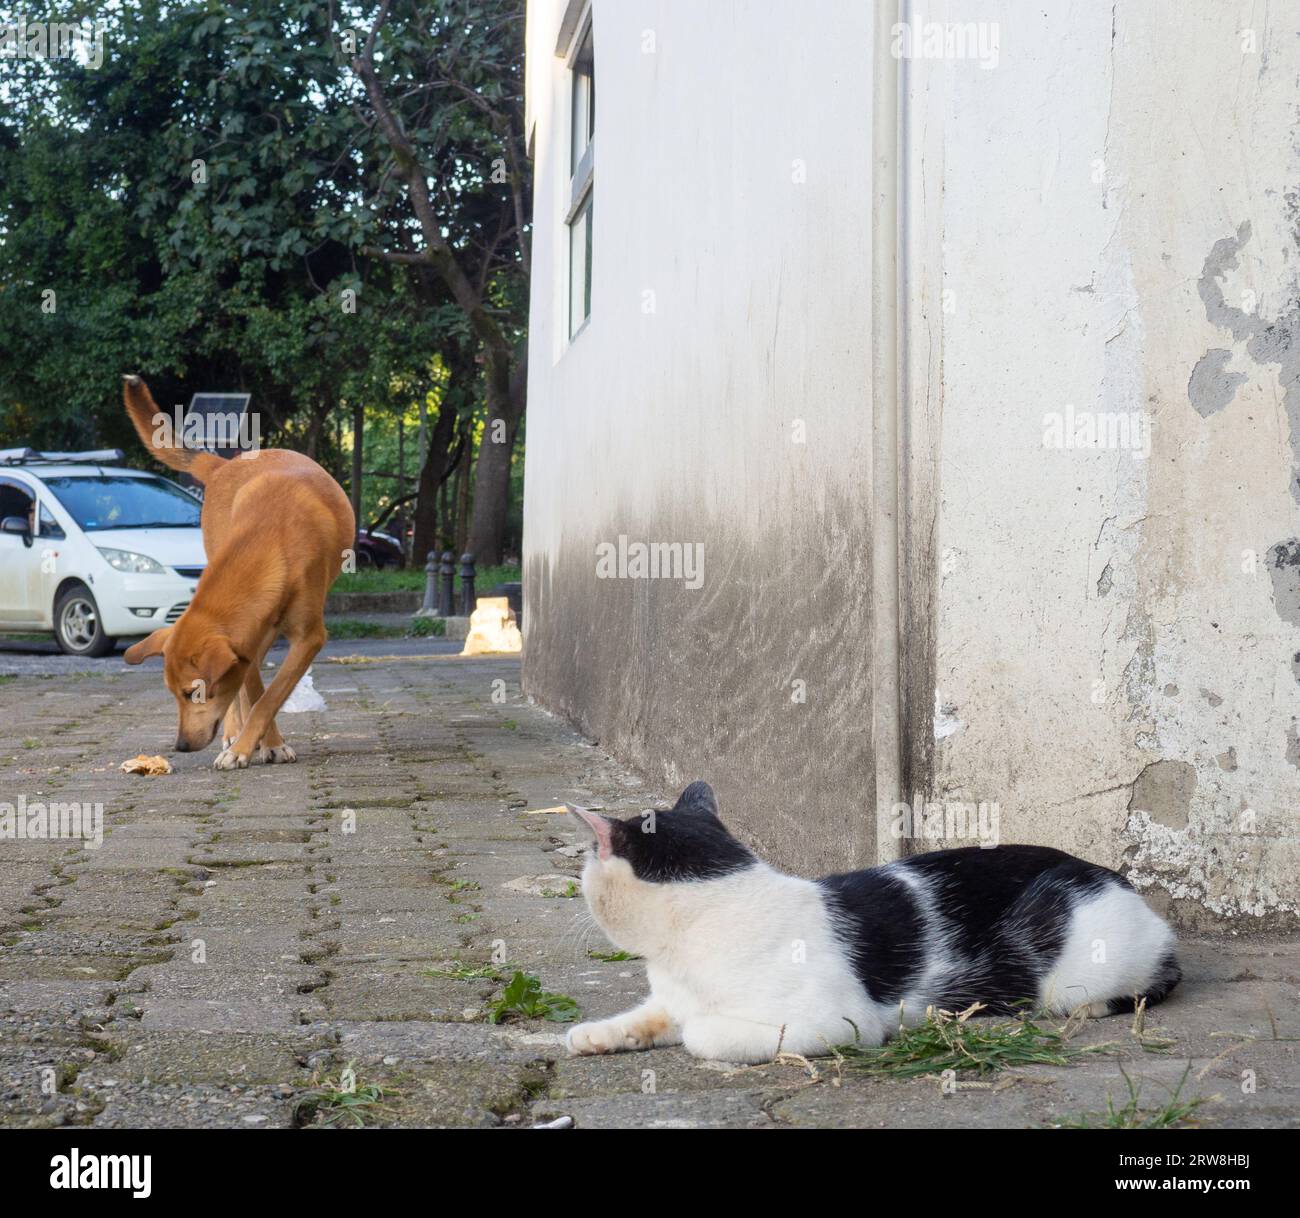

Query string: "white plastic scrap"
[[281, 670, 327, 713]]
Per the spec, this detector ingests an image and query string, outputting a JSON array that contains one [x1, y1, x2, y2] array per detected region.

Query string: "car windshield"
[[41, 475, 201, 531]]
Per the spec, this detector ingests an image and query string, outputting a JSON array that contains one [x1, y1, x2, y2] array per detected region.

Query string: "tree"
[[348, 0, 529, 565]]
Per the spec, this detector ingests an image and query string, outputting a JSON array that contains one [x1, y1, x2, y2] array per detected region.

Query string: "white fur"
[[1037, 884, 1174, 1014], [567, 855, 885, 1064], [567, 842, 1177, 1064]]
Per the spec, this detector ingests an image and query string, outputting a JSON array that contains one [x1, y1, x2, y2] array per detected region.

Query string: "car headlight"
[[96, 547, 166, 574]]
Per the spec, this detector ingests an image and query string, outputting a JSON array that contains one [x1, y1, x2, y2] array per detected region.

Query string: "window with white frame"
[[565, 17, 594, 338]]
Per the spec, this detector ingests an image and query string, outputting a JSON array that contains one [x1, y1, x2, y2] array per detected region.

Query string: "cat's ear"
[[567, 804, 616, 860], [672, 781, 718, 817]]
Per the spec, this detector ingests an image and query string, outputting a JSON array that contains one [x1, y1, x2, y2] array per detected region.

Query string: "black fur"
[[594, 782, 1181, 1017], [605, 781, 756, 882], [1106, 950, 1182, 1014], [821, 846, 1176, 1014], [818, 869, 925, 1004]]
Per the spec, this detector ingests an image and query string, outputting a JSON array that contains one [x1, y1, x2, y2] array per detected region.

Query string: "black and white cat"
[[565, 781, 1180, 1064]]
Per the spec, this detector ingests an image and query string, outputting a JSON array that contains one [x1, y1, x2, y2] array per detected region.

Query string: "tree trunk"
[[466, 352, 525, 566], [410, 402, 458, 565], [304, 400, 330, 461], [350, 400, 364, 527], [454, 438, 472, 555]]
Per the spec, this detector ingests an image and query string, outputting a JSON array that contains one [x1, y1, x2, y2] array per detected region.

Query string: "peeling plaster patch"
[[1187, 348, 1247, 416], [1288, 725, 1300, 771], [1197, 222, 1300, 502], [1128, 759, 1196, 830], [1215, 746, 1238, 772], [1161, 683, 1178, 696], [1096, 561, 1113, 597], [1199, 687, 1223, 707], [1122, 810, 1296, 918], [1198, 222, 1257, 340], [1267, 539, 1300, 627], [933, 690, 963, 741]]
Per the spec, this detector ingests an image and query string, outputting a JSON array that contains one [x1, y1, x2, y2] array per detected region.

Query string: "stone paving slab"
[[1, 653, 1298, 1129]]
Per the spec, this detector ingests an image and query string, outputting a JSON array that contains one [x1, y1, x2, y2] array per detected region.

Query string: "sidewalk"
[[0, 654, 1296, 1128]]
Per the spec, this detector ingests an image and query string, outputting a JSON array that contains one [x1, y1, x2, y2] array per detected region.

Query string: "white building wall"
[[914, 1, 1300, 924], [523, 0, 876, 872], [524, 0, 1300, 924]]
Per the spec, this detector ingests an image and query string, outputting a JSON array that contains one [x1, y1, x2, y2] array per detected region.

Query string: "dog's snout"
[[175, 738, 191, 753]]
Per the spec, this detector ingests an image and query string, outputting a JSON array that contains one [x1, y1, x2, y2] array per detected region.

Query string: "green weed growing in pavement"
[[1051, 1063, 1213, 1129], [587, 948, 641, 962], [423, 961, 507, 981], [834, 1003, 1111, 1080], [295, 1062, 394, 1128], [486, 971, 580, 1025]]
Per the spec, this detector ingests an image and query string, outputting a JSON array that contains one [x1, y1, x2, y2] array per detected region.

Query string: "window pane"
[[570, 26, 594, 174], [569, 194, 592, 337], [571, 72, 591, 174]]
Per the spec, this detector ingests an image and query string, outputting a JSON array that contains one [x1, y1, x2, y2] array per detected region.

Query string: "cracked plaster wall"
[[921, 2, 1300, 927]]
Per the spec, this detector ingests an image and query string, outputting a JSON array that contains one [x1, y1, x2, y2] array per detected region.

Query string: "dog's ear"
[[123, 627, 172, 664], [194, 636, 240, 687]]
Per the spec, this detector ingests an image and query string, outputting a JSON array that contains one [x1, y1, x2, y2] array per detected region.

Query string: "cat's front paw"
[[567, 1020, 634, 1055]]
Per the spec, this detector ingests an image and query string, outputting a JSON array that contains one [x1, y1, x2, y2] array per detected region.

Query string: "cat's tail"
[[1105, 949, 1182, 1015]]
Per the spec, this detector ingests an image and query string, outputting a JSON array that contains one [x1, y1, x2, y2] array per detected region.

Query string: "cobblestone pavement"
[[0, 655, 1296, 1128]]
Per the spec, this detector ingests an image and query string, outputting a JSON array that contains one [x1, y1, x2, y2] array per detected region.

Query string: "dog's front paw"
[[213, 747, 249, 770], [258, 744, 297, 764]]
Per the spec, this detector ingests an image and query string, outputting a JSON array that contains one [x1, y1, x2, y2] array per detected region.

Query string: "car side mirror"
[[1, 515, 32, 547]]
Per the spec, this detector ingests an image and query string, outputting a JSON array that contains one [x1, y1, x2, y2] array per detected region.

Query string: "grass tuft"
[[295, 1062, 395, 1128], [1052, 1062, 1213, 1129], [834, 1003, 1109, 1080], [423, 960, 507, 981]]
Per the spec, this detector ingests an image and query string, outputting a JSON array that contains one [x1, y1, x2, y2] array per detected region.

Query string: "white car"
[[0, 450, 206, 656]]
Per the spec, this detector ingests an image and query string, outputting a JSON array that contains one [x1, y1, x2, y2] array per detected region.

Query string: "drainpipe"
[[870, 0, 905, 865]]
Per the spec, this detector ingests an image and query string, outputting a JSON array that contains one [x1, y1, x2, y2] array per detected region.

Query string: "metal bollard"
[[439, 551, 455, 617], [420, 551, 439, 613], [459, 553, 476, 617]]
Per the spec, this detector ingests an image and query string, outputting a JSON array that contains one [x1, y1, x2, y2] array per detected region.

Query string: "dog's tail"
[[122, 375, 222, 483]]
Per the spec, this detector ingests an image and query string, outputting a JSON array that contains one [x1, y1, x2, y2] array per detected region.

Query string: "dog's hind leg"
[[215, 630, 323, 770]]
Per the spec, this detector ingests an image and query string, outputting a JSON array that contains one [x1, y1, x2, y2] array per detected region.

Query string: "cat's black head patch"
[[571, 781, 755, 883]]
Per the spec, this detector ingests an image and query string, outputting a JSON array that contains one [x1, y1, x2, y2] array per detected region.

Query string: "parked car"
[[0, 449, 206, 656], [355, 526, 405, 569]]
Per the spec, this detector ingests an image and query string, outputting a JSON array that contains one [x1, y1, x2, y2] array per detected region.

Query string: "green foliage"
[[423, 961, 508, 981], [1052, 1063, 1212, 1129], [485, 971, 580, 1025], [835, 1004, 1110, 1079], [294, 1061, 394, 1128], [0, 0, 527, 552], [332, 564, 519, 593]]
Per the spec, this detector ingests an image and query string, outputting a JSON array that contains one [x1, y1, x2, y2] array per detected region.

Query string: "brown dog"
[[120, 376, 355, 769]]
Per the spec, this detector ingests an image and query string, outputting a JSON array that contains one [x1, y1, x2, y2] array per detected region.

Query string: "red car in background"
[[354, 527, 405, 569]]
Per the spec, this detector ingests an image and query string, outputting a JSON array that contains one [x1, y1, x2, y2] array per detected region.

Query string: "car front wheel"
[[54, 584, 116, 657]]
